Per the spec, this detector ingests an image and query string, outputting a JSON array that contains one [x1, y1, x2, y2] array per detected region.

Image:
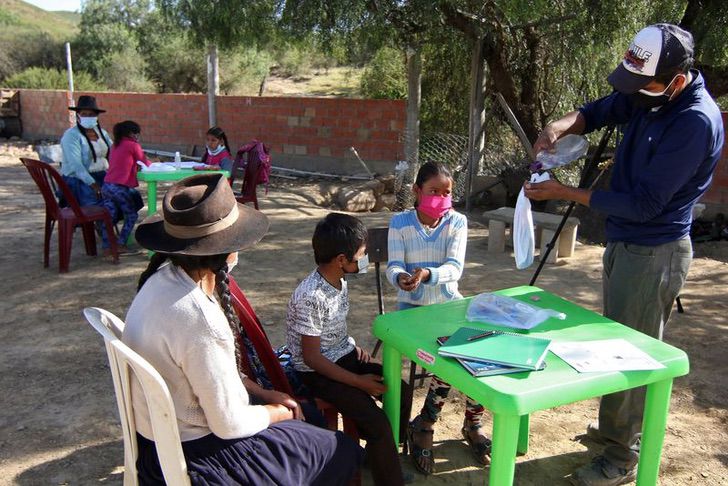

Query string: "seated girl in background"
[[202, 126, 234, 172], [101, 120, 150, 254], [387, 161, 491, 475]]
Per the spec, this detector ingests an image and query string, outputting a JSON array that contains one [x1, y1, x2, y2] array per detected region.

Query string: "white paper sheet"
[[550, 339, 665, 373]]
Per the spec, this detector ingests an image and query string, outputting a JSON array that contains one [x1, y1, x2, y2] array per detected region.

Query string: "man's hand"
[[356, 346, 371, 364], [357, 373, 387, 396], [533, 125, 558, 155], [523, 179, 566, 201]]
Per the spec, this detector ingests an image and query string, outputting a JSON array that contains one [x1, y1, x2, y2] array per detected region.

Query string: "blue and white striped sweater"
[[386, 209, 468, 306]]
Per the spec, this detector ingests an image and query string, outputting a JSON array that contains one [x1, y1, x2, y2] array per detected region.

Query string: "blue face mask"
[[78, 116, 98, 129]]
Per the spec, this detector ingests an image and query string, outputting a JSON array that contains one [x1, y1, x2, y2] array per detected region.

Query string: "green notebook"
[[437, 327, 551, 371]]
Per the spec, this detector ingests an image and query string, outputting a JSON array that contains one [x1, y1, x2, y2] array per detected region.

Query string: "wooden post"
[[465, 36, 487, 213], [394, 44, 422, 212], [206, 44, 219, 128]]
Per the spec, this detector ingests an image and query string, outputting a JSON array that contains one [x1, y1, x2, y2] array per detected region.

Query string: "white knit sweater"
[[123, 263, 270, 442]]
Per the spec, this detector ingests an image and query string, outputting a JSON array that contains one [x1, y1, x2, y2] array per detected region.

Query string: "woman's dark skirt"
[[136, 419, 363, 486]]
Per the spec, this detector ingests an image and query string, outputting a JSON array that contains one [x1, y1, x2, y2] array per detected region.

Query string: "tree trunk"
[[206, 44, 219, 127], [395, 44, 422, 212], [465, 36, 487, 213]]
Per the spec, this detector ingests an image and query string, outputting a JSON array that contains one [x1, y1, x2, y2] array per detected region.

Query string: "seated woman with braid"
[[123, 173, 363, 485]]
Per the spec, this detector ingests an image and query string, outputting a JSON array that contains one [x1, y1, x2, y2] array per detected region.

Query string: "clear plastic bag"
[[466, 293, 566, 330], [533, 134, 589, 171]]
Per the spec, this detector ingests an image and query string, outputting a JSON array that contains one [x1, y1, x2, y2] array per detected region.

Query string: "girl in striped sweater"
[[386, 161, 491, 475]]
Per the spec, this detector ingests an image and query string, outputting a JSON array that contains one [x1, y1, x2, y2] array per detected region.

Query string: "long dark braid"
[[137, 252, 168, 291], [214, 265, 246, 373], [77, 120, 110, 164]]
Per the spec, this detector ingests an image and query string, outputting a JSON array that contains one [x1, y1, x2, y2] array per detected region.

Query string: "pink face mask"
[[418, 194, 452, 219]]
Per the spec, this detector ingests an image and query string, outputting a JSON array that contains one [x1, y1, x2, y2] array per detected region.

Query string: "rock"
[[360, 179, 385, 197], [373, 193, 396, 212], [337, 186, 376, 212], [377, 174, 396, 194]]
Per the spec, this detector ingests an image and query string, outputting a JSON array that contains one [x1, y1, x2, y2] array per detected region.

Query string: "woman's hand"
[[533, 124, 558, 155], [356, 346, 371, 364], [261, 390, 302, 420], [264, 403, 295, 424]]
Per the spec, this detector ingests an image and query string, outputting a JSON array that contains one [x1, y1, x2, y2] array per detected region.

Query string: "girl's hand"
[[262, 390, 302, 420], [400, 267, 430, 292]]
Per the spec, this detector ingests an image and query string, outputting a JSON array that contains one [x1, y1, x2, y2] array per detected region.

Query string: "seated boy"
[[286, 212, 412, 486]]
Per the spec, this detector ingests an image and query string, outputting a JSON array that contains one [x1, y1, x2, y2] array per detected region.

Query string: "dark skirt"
[[136, 420, 364, 486]]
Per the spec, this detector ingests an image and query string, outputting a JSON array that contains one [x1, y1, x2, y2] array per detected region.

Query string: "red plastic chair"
[[21, 158, 119, 272], [227, 277, 361, 483]]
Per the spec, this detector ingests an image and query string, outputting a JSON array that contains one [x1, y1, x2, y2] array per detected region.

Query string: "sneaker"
[[569, 456, 637, 486]]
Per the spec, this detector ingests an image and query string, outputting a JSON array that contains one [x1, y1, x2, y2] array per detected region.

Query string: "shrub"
[[360, 47, 406, 100], [3, 67, 105, 91]]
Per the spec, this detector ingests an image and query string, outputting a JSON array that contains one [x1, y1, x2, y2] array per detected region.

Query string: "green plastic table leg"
[[517, 414, 529, 455], [636, 378, 673, 485], [381, 343, 402, 444], [147, 181, 157, 217], [145, 181, 157, 257], [490, 412, 520, 485]]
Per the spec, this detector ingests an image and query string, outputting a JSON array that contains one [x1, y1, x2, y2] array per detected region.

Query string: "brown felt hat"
[[135, 173, 269, 255]]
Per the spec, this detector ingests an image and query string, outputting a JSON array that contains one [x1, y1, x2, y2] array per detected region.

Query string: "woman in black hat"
[[123, 173, 363, 485], [60, 95, 112, 207]]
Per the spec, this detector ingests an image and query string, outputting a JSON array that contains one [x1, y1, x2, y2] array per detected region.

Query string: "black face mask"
[[628, 74, 681, 109]]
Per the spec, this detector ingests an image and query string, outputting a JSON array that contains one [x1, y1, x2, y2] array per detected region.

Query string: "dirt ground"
[[1, 140, 727, 486]]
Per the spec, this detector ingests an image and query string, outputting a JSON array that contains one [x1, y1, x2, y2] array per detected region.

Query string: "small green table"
[[373, 286, 689, 486], [138, 169, 229, 218]]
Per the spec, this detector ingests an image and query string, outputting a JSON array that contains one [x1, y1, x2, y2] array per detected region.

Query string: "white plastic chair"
[[84, 307, 191, 486]]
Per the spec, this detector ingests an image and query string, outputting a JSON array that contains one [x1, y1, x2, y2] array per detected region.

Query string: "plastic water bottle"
[[174, 151, 181, 168]]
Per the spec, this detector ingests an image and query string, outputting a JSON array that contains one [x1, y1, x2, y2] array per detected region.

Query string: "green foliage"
[[4, 67, 104, 90], [221, 48, 274, 95], [359, 47, 407, 99], [0, 8, 20, 25], [0, 0, 78, 41]]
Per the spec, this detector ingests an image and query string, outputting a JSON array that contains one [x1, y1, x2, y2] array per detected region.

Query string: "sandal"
[[461, 422, 492, 466], [407, 415, 435, 476]]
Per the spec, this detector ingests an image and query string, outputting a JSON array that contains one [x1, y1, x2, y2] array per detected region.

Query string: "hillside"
[[0, 0, 78, 41]]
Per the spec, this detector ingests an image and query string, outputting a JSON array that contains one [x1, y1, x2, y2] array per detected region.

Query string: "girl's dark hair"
[[113, 120, 141, 146], [137, 252, 245, 371], [415, 161, 453, 188], [77, 117, 110, 163], [312, 212, 368, 264], [202, 126, 232, 163]]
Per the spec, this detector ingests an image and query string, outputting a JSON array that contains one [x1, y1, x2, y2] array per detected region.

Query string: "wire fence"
[[394, 126, 528, 212]]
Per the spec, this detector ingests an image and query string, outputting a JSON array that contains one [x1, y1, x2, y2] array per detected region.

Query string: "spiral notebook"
[[437, 327, 551, 371]]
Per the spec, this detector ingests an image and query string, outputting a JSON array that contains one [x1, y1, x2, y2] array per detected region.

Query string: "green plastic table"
[[138, 169, 229, 218], [373, 286, 689, 486]]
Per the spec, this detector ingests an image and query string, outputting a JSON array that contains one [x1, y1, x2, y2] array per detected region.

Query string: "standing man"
[[525, 24, 724, 486]]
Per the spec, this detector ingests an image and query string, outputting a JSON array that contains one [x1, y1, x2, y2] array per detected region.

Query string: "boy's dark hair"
[[113, 120, 141, 146], [312, 213, 368, 264], [654, 58, 693, 86], [415, 161, 453, 188]]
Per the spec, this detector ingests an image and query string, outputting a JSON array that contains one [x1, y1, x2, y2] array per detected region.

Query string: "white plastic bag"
[[513, 172, 550, 269], [466, 293, 566, 330]]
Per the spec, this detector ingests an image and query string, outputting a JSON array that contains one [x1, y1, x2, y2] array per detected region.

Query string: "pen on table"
[[467, 330, 498, 342]]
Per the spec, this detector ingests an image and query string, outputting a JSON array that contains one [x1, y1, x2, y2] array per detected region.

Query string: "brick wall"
[[701, 112, 728, 210], [17, 89, 406, 172]]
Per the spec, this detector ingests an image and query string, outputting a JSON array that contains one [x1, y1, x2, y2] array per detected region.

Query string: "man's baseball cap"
[[608, 24, 694, 94]]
